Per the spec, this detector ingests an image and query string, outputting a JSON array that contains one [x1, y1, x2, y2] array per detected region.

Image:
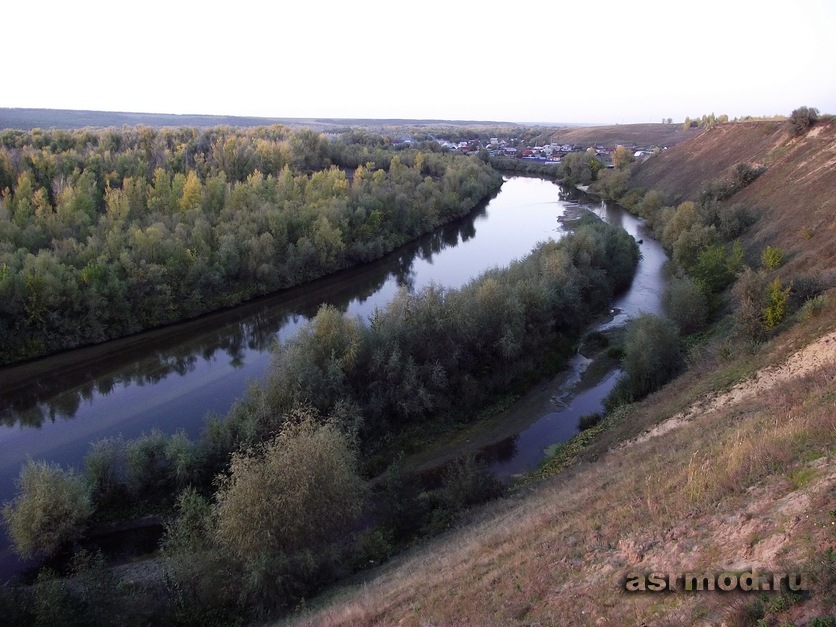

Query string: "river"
[[0, 176, 668, 580]]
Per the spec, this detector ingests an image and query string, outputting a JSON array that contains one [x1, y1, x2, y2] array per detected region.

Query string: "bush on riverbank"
[[1, 460, 92, 558], [610, 314, 682, 406]]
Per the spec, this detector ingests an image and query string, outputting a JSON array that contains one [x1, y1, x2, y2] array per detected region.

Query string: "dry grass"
[[285, 299, 836, 626]]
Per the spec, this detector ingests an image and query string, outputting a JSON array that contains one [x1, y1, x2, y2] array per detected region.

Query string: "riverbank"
[[1, 177, 637, 585], [384, 313, 623, 482], [284, 117, 836, 627]]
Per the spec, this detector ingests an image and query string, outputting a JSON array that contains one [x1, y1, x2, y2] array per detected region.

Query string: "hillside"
[[545, 123, 698, 148], [289, 121, 836, 626], [631, 118, 836, 274]]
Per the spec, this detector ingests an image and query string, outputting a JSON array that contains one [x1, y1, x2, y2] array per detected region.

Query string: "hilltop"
[[289, 119, 836, 625], [0, 108, 522, 131]]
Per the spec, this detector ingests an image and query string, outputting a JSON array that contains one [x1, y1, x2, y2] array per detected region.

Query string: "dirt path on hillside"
[[627, 331, 836, 448]]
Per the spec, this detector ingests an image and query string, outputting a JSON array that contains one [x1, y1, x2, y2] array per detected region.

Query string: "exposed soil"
[[628, 330, 836, 448], [630, 118, 836, 276]]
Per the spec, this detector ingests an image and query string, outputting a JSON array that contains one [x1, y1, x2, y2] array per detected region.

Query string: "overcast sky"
[[4, 0, 835, 124]]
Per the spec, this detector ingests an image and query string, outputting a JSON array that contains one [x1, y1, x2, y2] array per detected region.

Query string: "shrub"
[[691, 244, 735, 296], [672, 224, 719, 270], [788, 106, 819, 136], [732, 267, 768, 340], [162, 487, 212, 556], [211, 407, 365, 612], [2, 460, 93, 558], [661, 201, 699, 250], [213, 407, 365, 564], [763, 278, 791, 329], [663, 275, 709, 334], [125, 429, 197, 500], [615, 314, 682, 402], [729, 162, 764, 189], [376, 455, 429, 541], [791, 273, 824, 307], [353, 529, 395, 567], [634, 189, 665, 220], [799, 294, 828, 321], [726, 240, 746, 275], [440, 454, 503, 512], [719, 204, 755, 240], [761, 245, 784, 270], [32, 568, 85, 627], [126, 429, 173, 499], [578, 412, 603, 431], [84, 436, 128, 508]]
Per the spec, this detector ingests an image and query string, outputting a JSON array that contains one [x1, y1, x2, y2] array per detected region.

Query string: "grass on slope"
[[287, 296, 836, 626]]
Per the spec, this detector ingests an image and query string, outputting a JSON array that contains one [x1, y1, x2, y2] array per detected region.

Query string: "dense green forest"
[[0, 126, 501, 365], [1, 214, 640, 623]]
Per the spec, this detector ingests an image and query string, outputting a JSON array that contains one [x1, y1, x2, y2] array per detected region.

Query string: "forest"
[[0, 126, 502, 365], [1, 211, 640, 623]]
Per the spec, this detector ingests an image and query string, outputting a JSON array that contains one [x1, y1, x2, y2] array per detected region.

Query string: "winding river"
[[0, 176, 668, 580]]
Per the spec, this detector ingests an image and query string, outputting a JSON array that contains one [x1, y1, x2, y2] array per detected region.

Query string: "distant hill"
[[0, 108, 521, 131]]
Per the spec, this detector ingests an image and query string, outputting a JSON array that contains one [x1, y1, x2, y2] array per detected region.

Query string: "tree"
[[212, 407, 365, 564], [178, 170, 203, 214], [2, 460, 93, 558], [761, 245, 784, 270], [788, 106, 818, 136], [763, 277, 791, 329], [612, 145, 635, 170], [663, 275, 708, 334], [732, 267, 767, 340], [611, 314, 681, 404]]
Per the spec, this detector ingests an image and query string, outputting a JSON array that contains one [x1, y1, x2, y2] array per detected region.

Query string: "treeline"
[[489, 156, 560, 178], [0, 126, 502, 365], [1, 215, 640, 622]]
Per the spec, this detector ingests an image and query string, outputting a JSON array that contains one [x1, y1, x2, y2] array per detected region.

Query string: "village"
[[434, 136, 661, 167]]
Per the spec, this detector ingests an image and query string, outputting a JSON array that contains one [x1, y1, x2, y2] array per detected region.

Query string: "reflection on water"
[[478, 187, 670, 480], [487, 369, 622, 480], [0, 201, 491, 430], [0, 177, 568, 488], [0, 177, 669, 581]]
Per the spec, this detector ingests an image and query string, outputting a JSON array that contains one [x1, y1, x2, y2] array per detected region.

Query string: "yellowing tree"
[[612, 145, 634, 170], [212, 408, 364, 564], [178, 170, 203, 214]]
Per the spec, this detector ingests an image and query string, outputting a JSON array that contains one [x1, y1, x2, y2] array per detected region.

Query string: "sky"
[[4, 0, 836, 124]]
